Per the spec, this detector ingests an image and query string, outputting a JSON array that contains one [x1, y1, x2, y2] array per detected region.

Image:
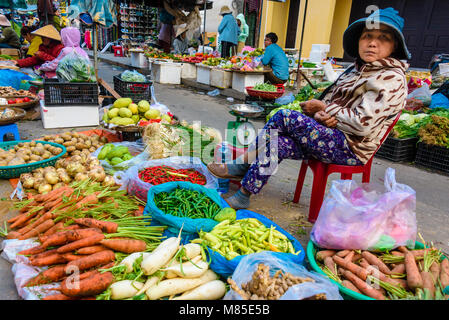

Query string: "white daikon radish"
[[146, 269, 219, 300], [119, 252, 151, 273], [182, 243, 202, 260], [110, 280, 144, 300], [165, 255, 202, 279], [162, 258, 208, 279], [172, 280, 227, 300], [134, 276, 160, 296], [141, 232, 182, 275]]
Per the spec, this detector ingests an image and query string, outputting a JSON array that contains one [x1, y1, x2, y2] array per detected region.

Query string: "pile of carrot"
[[316, 246, 449, 300], [5, 181, 168, 300]]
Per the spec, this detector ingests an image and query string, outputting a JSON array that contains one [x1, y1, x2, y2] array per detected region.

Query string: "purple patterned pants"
[[241, 110, 363, 194]]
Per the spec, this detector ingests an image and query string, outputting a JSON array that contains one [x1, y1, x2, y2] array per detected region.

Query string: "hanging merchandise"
[[119, 1, 158, 42], [68, 0, 117, 28]]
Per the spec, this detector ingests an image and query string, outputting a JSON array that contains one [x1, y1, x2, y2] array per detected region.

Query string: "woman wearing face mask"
[[207, 8, 411, 210]]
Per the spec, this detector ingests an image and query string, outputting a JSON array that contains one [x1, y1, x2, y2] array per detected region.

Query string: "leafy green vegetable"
[[121, 70, 147, 82], [56, 52, 96, 83], [253, 82, 277, 92]]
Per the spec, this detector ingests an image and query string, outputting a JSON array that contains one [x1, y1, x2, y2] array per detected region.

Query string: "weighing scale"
[[226, 104, 264, 149]]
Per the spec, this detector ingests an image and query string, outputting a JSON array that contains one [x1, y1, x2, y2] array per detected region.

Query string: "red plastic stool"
[[292, 112, 401, 223], [112, 46, 124, 57]]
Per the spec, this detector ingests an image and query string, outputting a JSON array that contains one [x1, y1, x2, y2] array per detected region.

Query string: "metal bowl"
[[229, 104, 264, 118]]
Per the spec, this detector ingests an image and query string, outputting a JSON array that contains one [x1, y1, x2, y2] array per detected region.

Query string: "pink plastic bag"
[[310, 168, 417, 251]]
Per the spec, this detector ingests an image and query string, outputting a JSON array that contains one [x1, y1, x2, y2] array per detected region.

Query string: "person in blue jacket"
[[262, 32, 290, 84], [217, 5, 239, 58]]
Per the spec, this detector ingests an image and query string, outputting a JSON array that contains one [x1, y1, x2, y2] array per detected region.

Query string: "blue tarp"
[[0, 69, 32, 90]]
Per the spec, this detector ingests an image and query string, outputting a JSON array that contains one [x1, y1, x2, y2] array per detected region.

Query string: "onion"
[[102, 175, 116, 187], [56, 168, 72, 184], [88, 168, 106, 182], [74, 172, 88, 181], [20, 173, 33, 183], [38, 184, 52, 194], [33, 177, 45, 190], [66, 162, 86, 177], [22, 177, 36, 189], [52, 182, 66, 190], [70, 155, 82, 163], [44, 171, 60, 185]]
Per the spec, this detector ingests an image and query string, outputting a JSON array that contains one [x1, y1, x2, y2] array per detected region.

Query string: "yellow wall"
[[328, 0, 353, 58], [257, 0, 353, 59]]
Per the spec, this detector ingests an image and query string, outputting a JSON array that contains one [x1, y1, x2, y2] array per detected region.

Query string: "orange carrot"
[[9, 208, 41, 229], [60, 271, 114, 297], [56, 233, 105, 254], [19, 219, 55, 240], [341, 269, 385, 300], [333, 255, 370, 281], [74, 218, 118, 233], [323, 256, 337, 275], [76, 245, 108, 255], [41, 228, 102, 248], [61, 253, 84, 262], [37, 186, 71, 203], [74, 192, 101, 210], [336, 250, 351, 258], [18, 244, 47, 256], [18, 200, 38, 213], [352, 253, 363, 263], [6, 231, 21, 239], [29, 248, 59, 261], [405, 251, 423, 290], [316, 250, 336, 262], [42, 293, 79, 300], [391, 263, 406, 275], [344, 251, 355, 262], [43, 221, 65, 237], [65, 250, 115, 273], [30, 253, 68, 267], [8, 214, 24, 223], [440, 259, 449, 289], [341, 279, 362, 294], [360, 259, 407, 289], [18, 212, 54, 237], [24, 265, 67, 287], [362, 251, 392, 275], [100, 238, 147, 253], [421, 271, 435, 298]]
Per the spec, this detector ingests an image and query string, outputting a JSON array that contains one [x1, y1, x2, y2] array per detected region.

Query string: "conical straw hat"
[[31, 24, 61, 41]]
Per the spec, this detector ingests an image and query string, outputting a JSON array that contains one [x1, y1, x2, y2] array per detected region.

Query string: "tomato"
[[15, 98, 24, 104], [7, 100, 15, 104], [23, 97, 31, 102]]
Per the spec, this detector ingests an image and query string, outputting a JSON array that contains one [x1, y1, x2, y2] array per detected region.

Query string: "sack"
[[91, 141, 149, 175], [205, 209, 306, 279], [56, 50, 96, 83], [144, 181, 225, 237], [114, 156, 219, 202], [223, 251, 342, 300], [311, 168, 417, 251]]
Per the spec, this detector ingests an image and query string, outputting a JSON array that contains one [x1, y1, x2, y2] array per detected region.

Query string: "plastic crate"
[[0, 140, 67, 179], [415, 142, 449, 174], [113, 74, 152, 101], [44, 79, 99, 106], [375, 136, 418, 162]]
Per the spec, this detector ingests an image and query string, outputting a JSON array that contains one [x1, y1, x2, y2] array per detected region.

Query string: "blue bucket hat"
[[343, 7, 411, 60]]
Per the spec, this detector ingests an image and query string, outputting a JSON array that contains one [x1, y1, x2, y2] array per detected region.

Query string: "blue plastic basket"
[[0, 140, 67, 179]]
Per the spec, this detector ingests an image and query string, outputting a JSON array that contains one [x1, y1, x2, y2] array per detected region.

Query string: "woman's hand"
[[300, 99, 327, 117], [314, 110, 338, 128]]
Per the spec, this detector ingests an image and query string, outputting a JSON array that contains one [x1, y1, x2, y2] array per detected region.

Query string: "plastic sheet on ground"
[[224, 251, 343, 300]]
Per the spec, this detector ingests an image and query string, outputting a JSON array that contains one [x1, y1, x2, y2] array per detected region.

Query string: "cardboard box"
[[0, 48, 20, 58], [202, 32, 217, 48]]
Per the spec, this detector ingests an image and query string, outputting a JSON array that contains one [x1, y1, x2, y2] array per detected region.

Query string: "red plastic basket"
[[245, 86, 285, 100]]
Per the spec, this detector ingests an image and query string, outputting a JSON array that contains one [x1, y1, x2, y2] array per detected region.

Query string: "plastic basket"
[[306, 240, 445, 300], [375, 137, 418, 162], [415, 142, 449, 174], [245, 86, 285, 100], [43, 79, 99, 106], [113, 74, 152, 102], [0, 140, 67, 179]]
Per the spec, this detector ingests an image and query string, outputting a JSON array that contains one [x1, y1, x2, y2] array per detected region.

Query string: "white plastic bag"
[[224, 251, 342, 300], [91, 141, 149, 174], [311, 168, 417, 251], [150, 85, 170, 115], [114, 156, 219, 201], [408, 83, 432, 106]]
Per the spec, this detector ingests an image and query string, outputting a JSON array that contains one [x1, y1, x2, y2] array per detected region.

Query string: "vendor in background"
[[38, 27, 88, 78], [172, 25, 189, 55], [236, 13, 249, 54], [207, 8, 410, 210], [14, 24, 63, 71], [261, 32, 289, 85], [20, 26, 42, 57], [0, 15, 21, 49], [217, 5, 239, 58], [158, 7, 175, 53]]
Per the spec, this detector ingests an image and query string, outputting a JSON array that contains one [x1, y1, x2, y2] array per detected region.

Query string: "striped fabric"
[[322, 57, 409, 164]]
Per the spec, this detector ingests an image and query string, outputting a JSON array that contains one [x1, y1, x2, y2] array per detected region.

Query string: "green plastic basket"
[[306, 240, 447, 300], [0, 140, 67, 179]]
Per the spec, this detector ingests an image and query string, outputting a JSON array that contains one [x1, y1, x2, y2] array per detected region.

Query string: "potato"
[[41, 151, 52, 160], [30, 154, 41, 161], [61, 134, 72, 141], [36, 143, 44, 149], [30, 141, 36, 147], [85, 139, 92, 148], [72, 132, 80, 139], [66, 146, 76, 153], [88, 147, 96, 153], [44, 144, 52, 150], [51, 147, 62, 155], [63, 141, 75, 147], [75, 142, 87, 150], [0, 160, 7, 166], [54, 137, 64, 144]]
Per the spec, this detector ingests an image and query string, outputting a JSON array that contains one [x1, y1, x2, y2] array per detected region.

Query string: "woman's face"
[[41, 37, 51, 46], [358, 24, 397, 63], [264, 37, 272, 48]]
